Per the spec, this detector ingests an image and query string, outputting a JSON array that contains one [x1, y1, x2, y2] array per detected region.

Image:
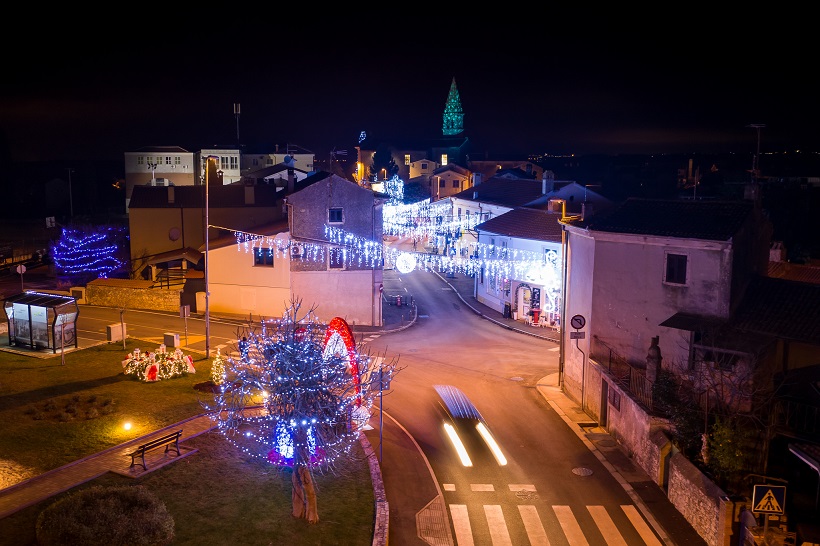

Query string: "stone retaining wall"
[[85, 281, 181, 313], [571, 359, 744, 546]]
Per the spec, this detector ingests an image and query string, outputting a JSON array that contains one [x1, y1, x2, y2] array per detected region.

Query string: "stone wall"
[[85, 279, 181, 313], [669, 453, 734, 546], [575, 358, 741, 546]]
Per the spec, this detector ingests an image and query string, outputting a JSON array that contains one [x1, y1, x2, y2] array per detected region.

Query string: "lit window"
[[329, 248, 345, 269], [329, 207, 343, 223], [665, 253, 687, 285], [441, 154, 448, 166], [254, 248, 274, 267], [404, 154, 410, 165]]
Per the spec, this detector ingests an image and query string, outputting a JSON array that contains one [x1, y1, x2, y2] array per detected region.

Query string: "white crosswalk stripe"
[[484, 505, 512, 546], [518, 505, 550, 545], [447, 501, 659, 546]]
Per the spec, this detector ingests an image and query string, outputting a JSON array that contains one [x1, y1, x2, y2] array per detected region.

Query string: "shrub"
[[36, 485, 174, 546]]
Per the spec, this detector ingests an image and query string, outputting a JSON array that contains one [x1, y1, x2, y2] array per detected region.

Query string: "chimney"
[[287, 168, 295, 194], [472, 172, 482, 186]]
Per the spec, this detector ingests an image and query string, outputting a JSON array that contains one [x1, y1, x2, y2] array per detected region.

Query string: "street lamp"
[[204, 155, 219, 358]]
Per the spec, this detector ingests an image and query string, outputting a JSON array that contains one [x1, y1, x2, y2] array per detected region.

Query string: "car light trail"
[[443, 422, 473, 467], [476, 422, 507, 466]]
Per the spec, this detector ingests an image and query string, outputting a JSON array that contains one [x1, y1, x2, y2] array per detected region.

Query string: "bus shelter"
[[4, 291, 79, 353]]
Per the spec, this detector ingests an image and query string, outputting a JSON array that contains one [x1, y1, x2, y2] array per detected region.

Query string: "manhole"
[[572, 467, 593, 476]]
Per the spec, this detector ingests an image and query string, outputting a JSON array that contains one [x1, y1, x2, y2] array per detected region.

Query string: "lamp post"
[[205, 157, 213, 357], [204, 155, 219, 359]]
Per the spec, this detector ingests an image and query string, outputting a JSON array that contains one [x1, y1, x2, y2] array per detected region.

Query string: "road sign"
[[16, 264, 26, 275], [570, 331, 586, 339], [752, 485, 786, 514], [570, 314, 586, 329]]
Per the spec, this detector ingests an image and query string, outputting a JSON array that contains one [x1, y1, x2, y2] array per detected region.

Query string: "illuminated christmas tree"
[[205, 299, 400, 523], [442, 77, 464, 136], [51, 225, 128, 283]]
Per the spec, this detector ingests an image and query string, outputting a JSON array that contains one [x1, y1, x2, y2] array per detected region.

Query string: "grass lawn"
[[0, 339, 375, 545]]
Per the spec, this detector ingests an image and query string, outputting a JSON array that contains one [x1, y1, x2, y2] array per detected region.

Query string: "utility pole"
[[66, 168, 75, 218], [234, 103, 241, 145], [747, 124, 765, 183]]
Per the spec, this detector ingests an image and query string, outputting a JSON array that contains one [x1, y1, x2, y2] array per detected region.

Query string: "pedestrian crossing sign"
[[752, 485, 786, 514]]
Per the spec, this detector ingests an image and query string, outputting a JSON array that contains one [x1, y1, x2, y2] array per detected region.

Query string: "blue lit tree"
[[205, 298, 400, 523], [51, 225, 129, 285]]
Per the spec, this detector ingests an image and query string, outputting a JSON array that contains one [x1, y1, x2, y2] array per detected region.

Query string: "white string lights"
[[220, 198, 563, 308]]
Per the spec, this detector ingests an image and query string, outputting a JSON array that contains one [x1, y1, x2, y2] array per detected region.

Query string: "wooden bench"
[[128, 430, 182, 471]]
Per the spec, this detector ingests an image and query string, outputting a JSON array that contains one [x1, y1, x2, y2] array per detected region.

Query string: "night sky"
[[2, 16, 817, 163]]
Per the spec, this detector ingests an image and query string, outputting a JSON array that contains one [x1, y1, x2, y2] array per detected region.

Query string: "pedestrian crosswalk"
[[444, 483, 662, 546]]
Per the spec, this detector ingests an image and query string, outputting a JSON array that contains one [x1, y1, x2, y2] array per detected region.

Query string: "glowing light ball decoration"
[[396, 252, 416, 274]]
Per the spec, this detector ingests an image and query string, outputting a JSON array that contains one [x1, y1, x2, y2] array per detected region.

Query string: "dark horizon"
[[2, 16, 817, 164]]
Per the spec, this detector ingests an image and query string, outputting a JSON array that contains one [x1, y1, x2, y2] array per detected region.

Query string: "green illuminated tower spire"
[[442, 77, 464, 136]]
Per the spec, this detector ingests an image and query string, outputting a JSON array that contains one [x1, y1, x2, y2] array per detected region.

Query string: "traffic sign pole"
[[16, 264, 26, 292]]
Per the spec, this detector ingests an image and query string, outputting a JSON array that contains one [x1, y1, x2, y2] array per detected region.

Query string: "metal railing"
[[590, 336, 655, 411]]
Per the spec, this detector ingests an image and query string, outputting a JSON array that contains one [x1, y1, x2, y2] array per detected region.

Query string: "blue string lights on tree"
[[203, 298, 401, 524], [51, 225, 128, 283]]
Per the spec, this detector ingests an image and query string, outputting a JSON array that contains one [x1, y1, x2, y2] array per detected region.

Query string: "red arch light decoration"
[[322, 317, 361, 404]]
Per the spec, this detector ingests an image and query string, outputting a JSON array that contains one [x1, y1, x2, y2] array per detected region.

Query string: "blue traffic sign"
[[752, 485, 786, 514]]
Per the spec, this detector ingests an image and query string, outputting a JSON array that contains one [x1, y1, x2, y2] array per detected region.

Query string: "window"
[[665, 253, 688, 284], [452, 180, 459, 188], [439, 179, 446, 188], [230, 157, 238, 169], [328, 207, 343, 223], [221, 157, 228, 170], [404, 154, 410, 166], [165, 156, 172, 165], [174, 156, 181, 165], [137, 156, 144, 165], [329, 247, 345, 269], [441, 154, 448, 166], [254, 248, 274, 267], [421, 162, 428, 170]]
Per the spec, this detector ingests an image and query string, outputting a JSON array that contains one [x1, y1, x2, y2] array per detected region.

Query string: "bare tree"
[[663, 325, 782, 488], [204, 298, 401, 523]]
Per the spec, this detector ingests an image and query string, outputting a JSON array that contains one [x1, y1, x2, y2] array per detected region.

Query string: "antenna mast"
[[234, 103, 241, 145], [746, 123, 765, 183]]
